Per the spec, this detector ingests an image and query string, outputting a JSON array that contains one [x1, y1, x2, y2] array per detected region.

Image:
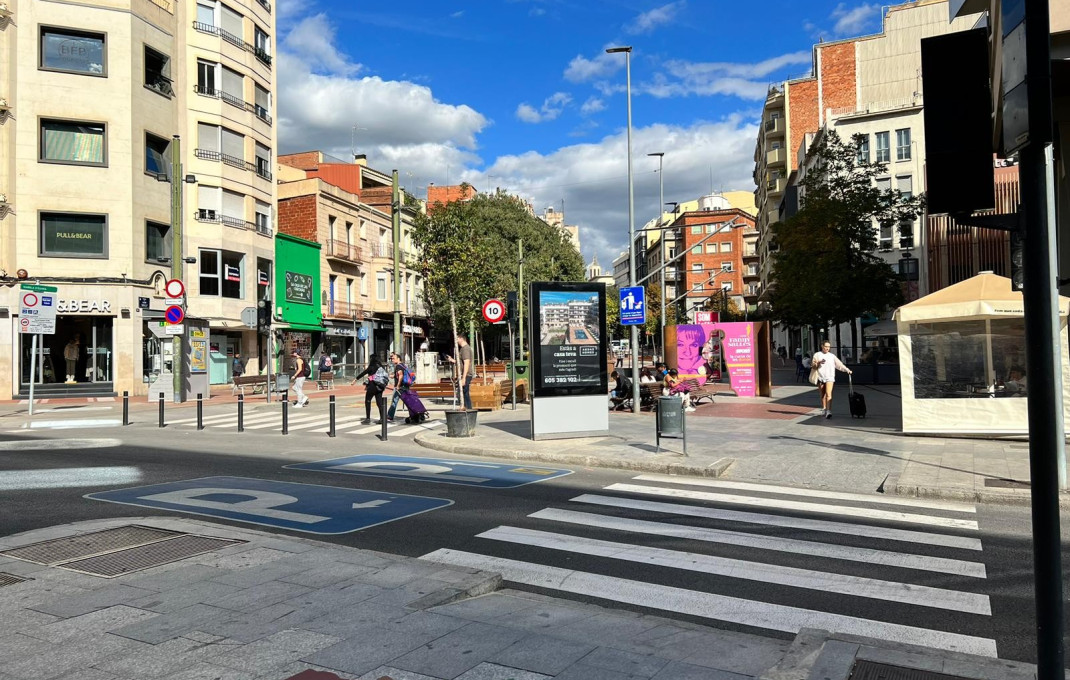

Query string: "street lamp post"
[[648, 152, 665, 361], [607, 45, 640, 414]]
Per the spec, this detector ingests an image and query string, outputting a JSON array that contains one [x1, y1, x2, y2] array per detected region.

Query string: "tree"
[[643, 283, 676, 352], [769, 129, 924, 352]]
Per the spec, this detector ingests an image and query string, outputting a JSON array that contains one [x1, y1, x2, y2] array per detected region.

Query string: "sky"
[[275, 0, 890, 271]]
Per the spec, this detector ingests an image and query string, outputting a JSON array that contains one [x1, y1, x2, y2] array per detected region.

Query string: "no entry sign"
[[165, 279, 185, 298]]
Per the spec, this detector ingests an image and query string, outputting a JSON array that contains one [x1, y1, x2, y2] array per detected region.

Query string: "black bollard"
[[122, 391, 129, 426], [282, 391, 289, 435], [328, 395, 336, 438], [237, 393, 244, 432], [196, 393, 204, 430], [158, 394, 164, 428], [378, 393, 388, 441]]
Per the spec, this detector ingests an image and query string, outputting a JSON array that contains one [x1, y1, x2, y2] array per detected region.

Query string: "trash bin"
[[508, 361, 529, 380], [656, 396, 686, 453]]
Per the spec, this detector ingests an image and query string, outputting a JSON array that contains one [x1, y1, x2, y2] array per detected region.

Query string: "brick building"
[[667, 208, 757, 321], [426, 183, 477, 208]]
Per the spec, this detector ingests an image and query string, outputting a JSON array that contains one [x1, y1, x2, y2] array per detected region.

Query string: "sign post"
[[20, 284, 58, 416], [165, 278, 185, 403]]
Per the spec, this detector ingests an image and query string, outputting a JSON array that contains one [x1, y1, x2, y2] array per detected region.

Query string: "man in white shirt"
[[812, 341, 852, 418]]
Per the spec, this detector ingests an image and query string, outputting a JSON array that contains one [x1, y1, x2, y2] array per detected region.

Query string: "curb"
[[413, 431, 736, 478]]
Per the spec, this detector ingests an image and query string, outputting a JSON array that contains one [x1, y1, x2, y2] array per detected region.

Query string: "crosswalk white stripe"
[[605, 483, 979, 531], [632, 474, 976, 514], [209, 413, 280, 428], [169, 413, 236, 425], [571, 494, 982, 551], [477, 526, 990, 615], [244, 412, 327, 430], [391, 421, 443, 437], [341, 424, 383, 435], [286, 415, 367, 431], [530, 508, 986, 578], [419, 550, 998, 657]]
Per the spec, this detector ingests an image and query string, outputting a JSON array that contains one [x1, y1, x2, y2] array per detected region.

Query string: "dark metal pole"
[[378, 393, 388, 441], [237, 393, 244, 432], [122, 391, 129, 426], [158, 394, 164, 428], [281, 391, 289, 435], [196, 393, 203, 430], [328, 395, 336, 437]]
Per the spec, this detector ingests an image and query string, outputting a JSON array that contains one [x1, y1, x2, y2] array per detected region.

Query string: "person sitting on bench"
[[609, 370, 633, 411]]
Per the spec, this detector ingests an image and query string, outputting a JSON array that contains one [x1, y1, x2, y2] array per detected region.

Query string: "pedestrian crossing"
[[162, 410, 443, 438], [420, 474, 999, 658]]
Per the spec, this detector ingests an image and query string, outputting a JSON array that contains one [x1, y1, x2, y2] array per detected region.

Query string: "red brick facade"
[[277, 194, 318, 242], [278, 151, 323, 171], [671, 209, 756, 307], [788, 80, 819, 170], [427, 184, 476, 208], [819, 42, 857, 118]]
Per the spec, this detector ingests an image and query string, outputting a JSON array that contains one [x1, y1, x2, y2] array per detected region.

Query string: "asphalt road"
[[0, 420, 1065, 665]]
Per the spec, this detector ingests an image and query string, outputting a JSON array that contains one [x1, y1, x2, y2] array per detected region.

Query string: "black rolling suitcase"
[[848, 374, 866, 418]]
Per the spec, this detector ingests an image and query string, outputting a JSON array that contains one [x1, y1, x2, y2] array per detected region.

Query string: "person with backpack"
[[354, 355, 389, 424], [290, 350, 311, 408], [317, 352, 333, 375], [384, 351, 415, 423]]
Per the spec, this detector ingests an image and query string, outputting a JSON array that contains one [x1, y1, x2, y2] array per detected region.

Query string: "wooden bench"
[[611, 382, 662, 411], [315, 372, 335, 390], [678, 378, 716, 405], [412, 381, 457, 404], [232, 375, 286, 396]]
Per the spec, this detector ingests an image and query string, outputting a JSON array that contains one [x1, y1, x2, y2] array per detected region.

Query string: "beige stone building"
[[0, 0, 276, 398]]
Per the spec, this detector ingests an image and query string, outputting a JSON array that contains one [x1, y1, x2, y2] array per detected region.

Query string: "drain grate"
[[0, 572, 29, 588], [0, 526, 183, 566], [61, 535, 244, 578], [850, 660, 972, 680], [984, 477, 1031, 489]]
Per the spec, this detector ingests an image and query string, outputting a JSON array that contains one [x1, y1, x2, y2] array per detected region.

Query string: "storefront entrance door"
[[21, 315, 114, 385]]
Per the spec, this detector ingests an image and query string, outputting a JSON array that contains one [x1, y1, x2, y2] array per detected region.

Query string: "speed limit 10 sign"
[[482, 298, 506, 324]]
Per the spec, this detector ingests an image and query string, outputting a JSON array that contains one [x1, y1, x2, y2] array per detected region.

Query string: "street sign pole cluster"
[[165, 278, 186, 403], [20, 283, 58, 416]]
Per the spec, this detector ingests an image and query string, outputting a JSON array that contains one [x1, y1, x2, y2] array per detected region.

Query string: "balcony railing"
[[193, 209, 256, 232], [194, 148, 253, 172], [255, 158, 272, 181], [766, 147, 786, 167], [369, 241, 394, 259], [254, 104, 272, 125], [323, 300, 362, 320], [764, 117, 785, 136], [194, 85, 273, 127], [767, 177, 786, 194], [192, 21, 247, 50], [253, 47, 272, 67], [326, 239, 362, 263]]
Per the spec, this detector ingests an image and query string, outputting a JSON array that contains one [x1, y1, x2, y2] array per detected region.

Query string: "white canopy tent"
[[895, 272, 1070, 435]]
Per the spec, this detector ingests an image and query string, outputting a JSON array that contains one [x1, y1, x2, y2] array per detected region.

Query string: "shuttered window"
[[221, 66, 243, 103], [198, 123, 219, 152], [222, 189, 244, 221], [220, 4, 243, 41], [220, 127, 244, 160]]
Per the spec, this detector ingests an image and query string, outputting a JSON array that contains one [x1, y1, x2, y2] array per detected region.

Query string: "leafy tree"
[[605, 285, 625, 342], [643, 283, 676, 351], [702, 289, 744, 321], [769, 129, 924, 352]]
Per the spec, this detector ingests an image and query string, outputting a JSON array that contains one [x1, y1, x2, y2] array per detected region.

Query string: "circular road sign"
[[165, 278, 185, 298], [22, 293, 38, 308], [165, 305, 185, 325], [482, 298, 506, 324], [19, 317, 29, 329]]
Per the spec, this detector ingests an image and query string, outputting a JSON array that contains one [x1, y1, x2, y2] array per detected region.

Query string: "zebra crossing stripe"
[[286, 415, 367, 431], [169, 413, 235, 426], [419, 550, 998, 657], [530, 508, 986, 578], [209, 413, 279, 428], [243, 413, 328, 430], [632, 475, 977, 514], [604, 483, 980, 531], [476, 526, 991, 615], [570, 494, 982, 551]]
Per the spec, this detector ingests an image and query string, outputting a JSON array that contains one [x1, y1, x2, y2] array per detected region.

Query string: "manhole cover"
[[61, 535, 244, 578], [984, 478, 1030, 489], [0, 572, 29, 588], [1, 526, 183, 566], [850, 660, 972, 680]]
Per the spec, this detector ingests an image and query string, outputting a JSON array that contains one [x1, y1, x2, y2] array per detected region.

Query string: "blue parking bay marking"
[[85, 476, 452, 535], [285, 455, 573, 488]]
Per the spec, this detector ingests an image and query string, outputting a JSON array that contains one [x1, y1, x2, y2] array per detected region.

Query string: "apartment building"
[[667, 207, 756, 322], [278, 152, 428, 365], [540, 206, 581, 253], [753, 0, 979, 310], [0, 0, 276, 398]]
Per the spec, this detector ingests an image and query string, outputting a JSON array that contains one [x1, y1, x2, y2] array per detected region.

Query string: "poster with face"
[[676, 322, 756, 397]]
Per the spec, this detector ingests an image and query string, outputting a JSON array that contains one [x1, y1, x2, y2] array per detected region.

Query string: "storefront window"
[[40, 213, 108, 258], [910, 319, 1026, 399], [40, 26, 106, 75], [21, 316, 113, 384]]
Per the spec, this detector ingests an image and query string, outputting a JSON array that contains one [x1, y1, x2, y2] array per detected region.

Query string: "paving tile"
[[120, 564, 230, 592], [193, 547, 290, 570], [210, 580, 312, 612], [158, 662, 250, 680], [197, 602, 320, 643], [282, 581, 386, 613], [29, 584, 157, 618], [0, 607, 61, 639], [552, 662, 635, 680], [0, 633, 55, 665], [301, 623, 446, 678], [279, 562, 379, 589], [53, 669, 124, 680], [110, 604, 231, 644], [430, 594, 539, 624], [551, 612, 663, 648], [490, 632, 596, 675], [350, 561, 451, 589], [578, 647, 670, 678], [3, 633, 148, 680], [681, 633, 789, 677], [211, 629, 341, 675], [491, 600, 596, 633], [454, 663, 552, 680], [127, 579, 243, 613], [209, 556, 316, 588], [23, 605, 159, 643], [389, 621, 526, 679], [355, 666, 445, 680], [651, 661, 755, 679], [93, 634, 243, 678]]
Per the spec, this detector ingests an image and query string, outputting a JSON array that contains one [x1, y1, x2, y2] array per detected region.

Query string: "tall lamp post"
[[648, 151, 664, 361], [607, 45, 640, 414]]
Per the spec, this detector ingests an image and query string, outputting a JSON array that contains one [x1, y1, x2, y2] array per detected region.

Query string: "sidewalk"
[[414, 369, 1043, 506], [0, 517, 1039, 680]]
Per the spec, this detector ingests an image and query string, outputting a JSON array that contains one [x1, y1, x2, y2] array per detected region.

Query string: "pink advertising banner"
[[676, 323, 757, 397]]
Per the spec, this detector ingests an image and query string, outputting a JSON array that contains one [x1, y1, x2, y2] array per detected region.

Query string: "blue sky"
[[276, 0, 889, 269]]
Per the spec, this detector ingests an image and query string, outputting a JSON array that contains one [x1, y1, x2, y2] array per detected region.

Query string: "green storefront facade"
[[274, 233, 323, 372]]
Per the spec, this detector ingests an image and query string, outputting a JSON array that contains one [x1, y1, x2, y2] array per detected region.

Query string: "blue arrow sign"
[[286, 455, 573, 488], [620, 286, 646, 325], [85, 476, 452, 534]]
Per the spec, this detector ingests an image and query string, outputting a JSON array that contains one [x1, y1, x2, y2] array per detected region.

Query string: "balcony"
[[253, 47, 272, 67], [766, 176, 786, 195], [194, 209, 257, 232], [743, 266, 760, 282], [192, 21, 247, 50], [194, 148, 253, 172], [326, 239, 362, 264], [766, 147, 786, 167], [369, 241, 394, 259], [764, 117, 785, 137], [323, 300, 362, 320], [742, 248, 759, 262]]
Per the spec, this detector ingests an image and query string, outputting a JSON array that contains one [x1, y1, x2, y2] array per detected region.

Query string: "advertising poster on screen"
[[530, 282, 608, 398], [676, 322, 756, 397]]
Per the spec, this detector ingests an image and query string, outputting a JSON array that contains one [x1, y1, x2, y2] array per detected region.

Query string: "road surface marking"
[[0, 466, 141, 491], [24, 419, 122, 430], [0, 438, 124, 451]]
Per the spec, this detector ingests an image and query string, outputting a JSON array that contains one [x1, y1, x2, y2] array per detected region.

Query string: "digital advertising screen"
[[530, 282, 608, 398]]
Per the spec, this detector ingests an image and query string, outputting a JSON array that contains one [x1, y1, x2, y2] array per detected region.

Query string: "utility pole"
[[392, 169, 402, 355], [170, 135, 184, 404], [649, 152, 665, 360]]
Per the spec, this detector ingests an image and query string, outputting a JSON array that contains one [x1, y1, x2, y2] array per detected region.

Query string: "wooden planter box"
[[470, 382, 501, 411]]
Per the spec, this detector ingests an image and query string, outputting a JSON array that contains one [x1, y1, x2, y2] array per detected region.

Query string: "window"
[[721, 261, 733, 272], [254, 83, 271, 123], [377, 275, 388, 300], [345, 221, 354, 245], [255, 143, 271, 180], [222, 189, 244, 227], [707, 223, 719, 234], [144, 45, 172, 96], [220, 3, 244, 46], [360, 273, 367, 295], [897, 175, 914, 248], [359, 219, 367, 238], [898, 257, 919, 281], [896, 128, 911, 161], [145, 133, 170, 176], [199, 249, 243, 298], [691, 245, 701, 255], [690, 225, 702, 234], [255, 200, 271, 236], [254, 26, 271, 64], [896, 174, 913, 200], [693, 283, 703, 291], [721, 282, 733, 292], [856, 134, 870, 163], [40, 212, 108, 258], [328, 215, 337, 241], [220, 66, 243, 107], [691, 263, 702, 273], [40, 119, 106, 166], [346, 278, 354, 304], [146, 220, 170, 263], [875, 131, 890, 163], [256, 257, 272, 293], [706, 244, 717, 254], [197, 185, 221, 222], [196, 1, 216, 26], [197, 59, 217, 95], [40, 26, 106, 76], [720, 242, 732, 253]]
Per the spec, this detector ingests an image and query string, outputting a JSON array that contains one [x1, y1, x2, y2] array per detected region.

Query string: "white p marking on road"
[[141, 487, 330, 524], [331, 461, 491, 484]]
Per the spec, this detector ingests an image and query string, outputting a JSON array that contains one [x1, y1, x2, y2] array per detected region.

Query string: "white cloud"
[[580, 97, 606, 115], [459, 116, 759, 270], [564, 51, 624, 83], [515, 92, 572, 123], [631, 51, 812, 100], [282, 14, 361, 76], [450, 10, 464, 18], [830, 3, 881, 36], [625, 1, 685, 35]]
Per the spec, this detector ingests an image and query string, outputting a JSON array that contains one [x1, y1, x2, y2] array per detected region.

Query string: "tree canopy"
[[769, 130, 924, 331]]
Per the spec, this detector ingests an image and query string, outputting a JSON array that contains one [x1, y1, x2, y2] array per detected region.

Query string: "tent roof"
[[895, 272, 1070, 322]]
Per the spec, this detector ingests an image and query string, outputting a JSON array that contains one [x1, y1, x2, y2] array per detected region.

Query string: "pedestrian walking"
[[232, 353, 244, 379], [385, 351, 410, 423], [354, 355, 389, 424], [290, 350, 311, 407], [810, 340, 852, 418], [446, 333, 474, 409], [63, 336, 80, 384]]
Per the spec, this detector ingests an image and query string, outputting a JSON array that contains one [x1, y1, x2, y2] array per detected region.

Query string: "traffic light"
[[257, 299, 271, 330], [506, 291, 518, 323], [1010, 231, 1025, 291]]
